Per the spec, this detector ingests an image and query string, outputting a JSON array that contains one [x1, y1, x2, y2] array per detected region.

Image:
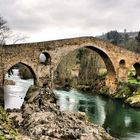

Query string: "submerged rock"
[[4, 79, 16, 85]]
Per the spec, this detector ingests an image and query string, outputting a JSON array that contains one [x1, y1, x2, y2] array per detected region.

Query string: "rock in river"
[[9, 87, 116, 140]]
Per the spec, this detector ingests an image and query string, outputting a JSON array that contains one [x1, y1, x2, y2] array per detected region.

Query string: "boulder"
[[16, 87, 116, 140], [4, 79, 15, 85], [125, 94, 140, 107]]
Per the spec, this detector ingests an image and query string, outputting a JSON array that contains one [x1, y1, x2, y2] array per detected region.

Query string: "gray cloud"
[[0, 0, 140, 42]]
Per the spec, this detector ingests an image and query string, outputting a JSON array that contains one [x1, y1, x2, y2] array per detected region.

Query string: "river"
[[4, 69, 33, 109], [54, 89, 140, 140], [3, 69, 140, 140]]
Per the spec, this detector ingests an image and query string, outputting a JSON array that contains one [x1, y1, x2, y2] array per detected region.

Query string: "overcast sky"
[[0, 0, 140, 43]]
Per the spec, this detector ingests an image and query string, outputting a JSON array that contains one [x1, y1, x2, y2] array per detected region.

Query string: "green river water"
[[54, 89, 140, 140]]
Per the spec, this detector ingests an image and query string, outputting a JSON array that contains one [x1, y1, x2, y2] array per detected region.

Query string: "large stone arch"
[[85, 46, 116, 77], [4, 61, 37, 85], [52, 44, 117, 94], [85, 46, 117, 93]]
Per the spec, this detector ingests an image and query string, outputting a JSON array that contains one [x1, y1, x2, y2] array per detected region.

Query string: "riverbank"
[[2, 86, 116, 140], [89, 81, 140, 108], [56, 79, 140, 108], [113, 82, 140, 107]]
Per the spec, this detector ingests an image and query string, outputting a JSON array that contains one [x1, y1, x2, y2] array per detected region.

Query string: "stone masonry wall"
[[0, 36, 140, 93]]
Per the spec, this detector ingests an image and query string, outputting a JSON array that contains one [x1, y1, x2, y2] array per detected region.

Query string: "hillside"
[[97, 31, 138, 40], [97, 31, 140, 54]]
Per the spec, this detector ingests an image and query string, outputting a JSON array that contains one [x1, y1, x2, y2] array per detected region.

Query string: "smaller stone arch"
[[53, 45, 117, 94], [3, 62, 37, 109], [127, 62, 140, 85], [117, 59, 128, 82], [132, 62, 140, 80], [119, 59, 126, 68], [39, 51, 51, 65], [4, 62, 37, 85]]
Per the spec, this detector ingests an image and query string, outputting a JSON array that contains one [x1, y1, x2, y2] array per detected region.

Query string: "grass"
[[128, 78, 140, 85]]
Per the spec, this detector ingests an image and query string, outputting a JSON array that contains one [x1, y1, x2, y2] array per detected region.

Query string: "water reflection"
[[55, 90, 80, 112], [54, 89, 106, 126], [54, 89, 140, 140], [103, 98, 140, 139]]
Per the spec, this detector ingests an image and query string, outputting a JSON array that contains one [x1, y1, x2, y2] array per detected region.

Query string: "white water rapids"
[[4, 69, 33, 109]]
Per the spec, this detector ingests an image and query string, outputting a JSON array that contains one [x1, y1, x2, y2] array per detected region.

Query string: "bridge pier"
[[37, 77, 52, 88], [0, 65, 4, 87], [117, 67, 128, 82], [105, 75, 117, 95]]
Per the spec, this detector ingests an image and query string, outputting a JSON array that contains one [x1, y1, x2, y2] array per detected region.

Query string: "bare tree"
[[0, 16, 10, 45], [10, 33, 28, 44], [0, 15, 28, 45]]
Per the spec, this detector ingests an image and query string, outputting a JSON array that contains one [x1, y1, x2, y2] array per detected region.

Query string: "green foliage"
[[54, 48, 105, 88], [124, 33, 129, 45], [99, 86, 109, 95], [128, 72, 134, 77], [135, 31, 140, 42], [101, 30, 140, 53], [70, 77, 78, 87], [114, 82, 139, 99], [0, 106, 17, 139], [106, 30, 123, 45], [78, 49, 102, 86], [76, 48, 85, 63], [125, 94, 140, 107], [128, 71, 140, 85], [55, 50, 78, 84], [124, 33, 129, 41], [125, 38, 140, 53], [115, 86, 132, 99], [128, 78, 140, 85]]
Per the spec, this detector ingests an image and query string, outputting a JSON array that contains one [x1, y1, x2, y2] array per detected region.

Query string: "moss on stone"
[[99, 86, 109, 95], [0, 106, 18, 139], [125, 94, 140, 107], [114, 87, 132, 99], [114, 83, 132, 99], [113, 82, 140, 107]]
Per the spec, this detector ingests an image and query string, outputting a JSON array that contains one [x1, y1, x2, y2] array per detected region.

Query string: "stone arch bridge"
[[0, 36, 140, 94]]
